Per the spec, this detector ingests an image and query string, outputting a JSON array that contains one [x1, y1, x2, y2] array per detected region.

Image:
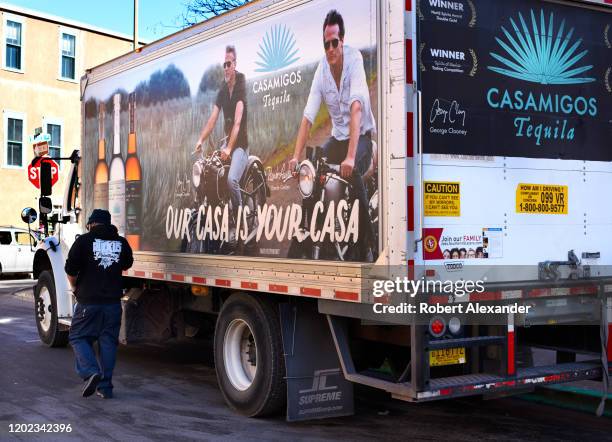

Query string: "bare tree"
[[181, 0, 251, 26]]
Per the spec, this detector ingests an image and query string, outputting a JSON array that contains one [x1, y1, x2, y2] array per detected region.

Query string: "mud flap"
[[119, 288, 177, 344], [279, 302, 354, 421]]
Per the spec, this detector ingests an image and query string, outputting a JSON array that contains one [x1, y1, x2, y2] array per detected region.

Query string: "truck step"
[[343, 373, 414, 401], [428, 336, 506, 350]]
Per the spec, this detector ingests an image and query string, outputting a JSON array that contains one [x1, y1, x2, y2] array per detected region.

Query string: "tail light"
[[429, 316, 446, 338]]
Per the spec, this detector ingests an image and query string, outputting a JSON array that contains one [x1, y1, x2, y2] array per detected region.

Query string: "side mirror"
[[21, 207, 38, 224], [40, 160, 52, 196], [39, 197, 53, 215]]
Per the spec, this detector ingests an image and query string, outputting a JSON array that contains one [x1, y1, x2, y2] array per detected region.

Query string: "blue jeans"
[[69, 303, 122, 393], [322, 134, 373, 260], [227, 147, 249, 218]]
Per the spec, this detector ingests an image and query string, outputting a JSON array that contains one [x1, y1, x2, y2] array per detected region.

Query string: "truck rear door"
[[416, 0, 612, 280]]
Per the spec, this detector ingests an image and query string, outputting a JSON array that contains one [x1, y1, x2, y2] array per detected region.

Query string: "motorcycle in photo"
[[181, 138, 269, 255], [286, 144, 378, 262]]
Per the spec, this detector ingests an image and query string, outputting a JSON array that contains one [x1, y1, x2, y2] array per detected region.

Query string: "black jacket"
[[65, 224, 133, 304]]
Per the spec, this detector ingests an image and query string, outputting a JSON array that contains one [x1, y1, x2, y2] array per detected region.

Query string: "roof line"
[[0, 2, 150, 44]]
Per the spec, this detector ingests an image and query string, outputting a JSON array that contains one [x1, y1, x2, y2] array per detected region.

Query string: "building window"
[[60, 33, 75, 79], [5, 20, 22, 70], [46, 123, 61, 158], [6, 116, 23, 167]]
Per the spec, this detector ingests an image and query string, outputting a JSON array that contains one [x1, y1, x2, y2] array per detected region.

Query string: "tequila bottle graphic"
[[108, 93, 126, 235], [125, 92, 142, 250], [93, 103, 108, 210]]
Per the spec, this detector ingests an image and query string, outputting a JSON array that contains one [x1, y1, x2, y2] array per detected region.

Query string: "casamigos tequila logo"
[[255, 24, 300, 72], [488, 9, 595, 85], [484, 9, 599, 147], [252, 24, 303, 110]]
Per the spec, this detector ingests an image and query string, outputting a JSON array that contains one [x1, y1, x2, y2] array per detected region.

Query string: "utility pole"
[[133, 0, 139, 50]]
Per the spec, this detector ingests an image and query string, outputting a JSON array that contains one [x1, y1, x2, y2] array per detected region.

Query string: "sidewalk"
[[524, 348, 611, 417], [520, 380, 611, 418]]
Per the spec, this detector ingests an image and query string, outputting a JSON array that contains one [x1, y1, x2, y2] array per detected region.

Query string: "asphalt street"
[[0, 277, 610, 441]]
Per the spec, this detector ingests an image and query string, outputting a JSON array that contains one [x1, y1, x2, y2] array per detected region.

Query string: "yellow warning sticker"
[[424, 181, 460, 217], [516, 183, 568, 214]]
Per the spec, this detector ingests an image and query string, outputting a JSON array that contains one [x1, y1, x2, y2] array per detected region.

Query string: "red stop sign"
[[28, 158, 59, 189]]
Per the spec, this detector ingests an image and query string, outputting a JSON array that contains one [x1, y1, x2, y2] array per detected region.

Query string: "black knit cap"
[[87, 209, 111, 225]]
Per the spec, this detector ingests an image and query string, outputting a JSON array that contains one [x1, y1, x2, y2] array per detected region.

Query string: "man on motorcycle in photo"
[[195, 45, 249, 226], [289, 9, 377, 261]]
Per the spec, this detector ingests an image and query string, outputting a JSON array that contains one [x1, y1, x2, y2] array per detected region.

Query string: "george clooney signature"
[[430, 99, 467, 126]]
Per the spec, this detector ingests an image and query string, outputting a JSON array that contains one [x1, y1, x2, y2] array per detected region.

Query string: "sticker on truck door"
[[424, 181, 460, 217], [423, 227, 502, 260], [516, 183, 568, 215], [419, 0, 612, 161]]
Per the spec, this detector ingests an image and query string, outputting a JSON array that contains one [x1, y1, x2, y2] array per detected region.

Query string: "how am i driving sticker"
[[516, 183, 568, 215]]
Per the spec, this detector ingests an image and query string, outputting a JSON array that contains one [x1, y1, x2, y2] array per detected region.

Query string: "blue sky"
[[1, 0, 193, 42]]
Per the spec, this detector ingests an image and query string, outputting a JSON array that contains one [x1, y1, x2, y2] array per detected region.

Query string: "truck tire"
[[214, 293, 286, 417], [34, 270, 69, 347]]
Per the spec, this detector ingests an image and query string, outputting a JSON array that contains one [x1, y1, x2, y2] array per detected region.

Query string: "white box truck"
[[25, 0, 611, 421]]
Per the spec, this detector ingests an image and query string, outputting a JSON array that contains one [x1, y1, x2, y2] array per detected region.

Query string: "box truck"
[[25, 0, 612, 421]]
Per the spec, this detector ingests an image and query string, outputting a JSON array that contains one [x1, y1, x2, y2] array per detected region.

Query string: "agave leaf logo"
[[487, 9, 595, 85], [255, 24, 300, 73]]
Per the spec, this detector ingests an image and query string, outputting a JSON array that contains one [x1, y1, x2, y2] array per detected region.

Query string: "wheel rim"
[[37, 287, 52, 332], [243, 170, 264, 230], [223, 319, 257, 391]]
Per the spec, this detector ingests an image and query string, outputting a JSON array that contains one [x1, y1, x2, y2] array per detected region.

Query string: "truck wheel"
[[214, 293, 286, 417], [34, 270, 68, 347]]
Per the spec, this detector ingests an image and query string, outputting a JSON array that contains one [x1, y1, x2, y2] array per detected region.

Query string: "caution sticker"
[[424, 181, 460, 217], [516, 183, 568, 214]]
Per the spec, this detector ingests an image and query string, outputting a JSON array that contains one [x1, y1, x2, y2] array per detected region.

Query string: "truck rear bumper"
[[413, 361, 603, 401]]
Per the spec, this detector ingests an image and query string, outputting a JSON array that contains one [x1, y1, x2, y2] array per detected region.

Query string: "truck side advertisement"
[[418, 0, 611, 160], [82, 0, 379, 262]]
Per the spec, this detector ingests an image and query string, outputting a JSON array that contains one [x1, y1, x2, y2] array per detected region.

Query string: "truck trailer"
[[25, 0, 612, 421]]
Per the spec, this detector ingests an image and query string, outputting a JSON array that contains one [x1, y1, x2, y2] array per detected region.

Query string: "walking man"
[[65, 209, 133, 398]]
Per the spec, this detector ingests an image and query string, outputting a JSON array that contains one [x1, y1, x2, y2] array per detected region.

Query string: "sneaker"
[[82, 373, 101, 397], [96, 389, 113, 399]]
